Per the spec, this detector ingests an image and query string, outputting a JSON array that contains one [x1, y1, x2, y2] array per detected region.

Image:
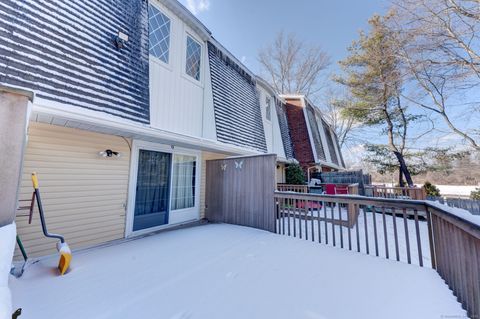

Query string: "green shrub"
[[423, 181, 440, 197], [471, 188, 480, 200], [285, 164, 306, 185]]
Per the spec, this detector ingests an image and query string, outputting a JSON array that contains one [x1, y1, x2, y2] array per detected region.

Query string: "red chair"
[[325, 184, 336, 195], [296, 200, 322, 209]]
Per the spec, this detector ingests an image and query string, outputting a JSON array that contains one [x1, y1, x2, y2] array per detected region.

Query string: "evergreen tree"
[[285, 164, 306, 185], [336, 14, 415, 186]]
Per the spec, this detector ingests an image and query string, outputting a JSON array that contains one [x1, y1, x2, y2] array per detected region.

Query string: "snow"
[[1, 223, 16, 319], [435, 185, 478, 197], [9, 224, 465, 319], [428, 201, 480, 227], [278, 207, 432, 267], [375, 183, 479, 197]]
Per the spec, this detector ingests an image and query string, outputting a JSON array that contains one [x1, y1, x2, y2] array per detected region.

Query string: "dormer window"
[[149, 4, 171, 64], [265, 96, 272, 121], [185, 36, 201, 81]]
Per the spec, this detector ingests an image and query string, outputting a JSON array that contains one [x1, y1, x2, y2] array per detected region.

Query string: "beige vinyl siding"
[[15, 122, 131, 259], [199, 152, 227, 219]]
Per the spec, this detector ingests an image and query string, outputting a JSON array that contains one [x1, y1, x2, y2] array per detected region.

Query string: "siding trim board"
[[0, 0, 150, 124]]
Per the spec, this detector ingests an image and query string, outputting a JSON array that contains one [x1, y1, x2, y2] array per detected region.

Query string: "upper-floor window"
[[265, 96, 272, 121], [185, 36, 201, 81], [149, 4, 171, 64]]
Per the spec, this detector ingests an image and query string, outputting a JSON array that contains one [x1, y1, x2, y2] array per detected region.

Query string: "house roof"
[[255, 77, 285, 102], [207, 42, 267, 153], [281, 95, 345, 169], [209, 37, 257, 82], [157, 0, 212, 40]]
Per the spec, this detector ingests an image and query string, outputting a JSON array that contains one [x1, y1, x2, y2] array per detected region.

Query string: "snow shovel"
[[10, 235, 28, 278], [31, 173, 72, 275]]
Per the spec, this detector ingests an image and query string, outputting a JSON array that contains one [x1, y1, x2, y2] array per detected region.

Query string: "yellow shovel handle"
[[31, 172, 39, 189]]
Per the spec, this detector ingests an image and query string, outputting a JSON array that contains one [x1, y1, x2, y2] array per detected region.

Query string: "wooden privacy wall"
[[205, 154, 276, 232]]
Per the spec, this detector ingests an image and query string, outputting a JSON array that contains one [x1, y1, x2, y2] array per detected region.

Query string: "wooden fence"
[[205, 154, 276, 232], [365, 185, 426, 200], [312, 170, 370, 195], [274, 192, 480, 318], [428, 196, 480, 215]]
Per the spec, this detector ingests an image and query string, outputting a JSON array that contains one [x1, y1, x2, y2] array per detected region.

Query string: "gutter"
[[32, 102, 262, 156]]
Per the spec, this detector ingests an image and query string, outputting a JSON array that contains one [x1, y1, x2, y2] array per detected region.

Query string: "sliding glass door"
[[171, 155, 196, 210], [133, 150, 172, 231], [128, 141, 201, 235]]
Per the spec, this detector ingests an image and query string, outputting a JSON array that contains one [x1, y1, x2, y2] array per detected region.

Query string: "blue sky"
[[179, 0, 479, 162], [180, 0, 387, 75]]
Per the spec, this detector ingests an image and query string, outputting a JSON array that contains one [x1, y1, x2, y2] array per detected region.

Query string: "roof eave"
[[157, 0, 212, 41]]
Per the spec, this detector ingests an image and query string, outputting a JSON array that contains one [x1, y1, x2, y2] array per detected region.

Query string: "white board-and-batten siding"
[[149, 0, 215, 139], [15, 122, 131, 259]]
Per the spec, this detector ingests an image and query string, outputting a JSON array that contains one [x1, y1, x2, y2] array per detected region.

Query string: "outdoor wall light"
[[113, 31, 129, 50], [99, 149, 121, 158]]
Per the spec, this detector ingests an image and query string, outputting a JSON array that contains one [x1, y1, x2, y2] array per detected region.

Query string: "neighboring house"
[[282, 95, 346, 175], [0, 0, 343, 258]]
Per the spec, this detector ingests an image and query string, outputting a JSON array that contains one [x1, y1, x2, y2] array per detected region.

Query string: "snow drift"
[[0, 223, 15, 319]]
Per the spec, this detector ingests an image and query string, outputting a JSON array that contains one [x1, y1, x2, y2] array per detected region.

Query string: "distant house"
[[0, 0, 343, 258], [256, 78, 296, 183], [282, 95, 346, 175]]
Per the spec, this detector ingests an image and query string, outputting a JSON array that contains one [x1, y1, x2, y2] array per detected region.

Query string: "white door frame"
[[125, 140, 202, 238]]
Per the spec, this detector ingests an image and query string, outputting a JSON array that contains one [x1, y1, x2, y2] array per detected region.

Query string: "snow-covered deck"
[[10, 224, 465, 319]]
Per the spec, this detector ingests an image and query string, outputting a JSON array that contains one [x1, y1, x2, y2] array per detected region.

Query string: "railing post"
[[426, 206, 437, 270]]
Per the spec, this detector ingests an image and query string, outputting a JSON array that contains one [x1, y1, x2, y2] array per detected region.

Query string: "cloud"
[[186, 0, 210, 15]]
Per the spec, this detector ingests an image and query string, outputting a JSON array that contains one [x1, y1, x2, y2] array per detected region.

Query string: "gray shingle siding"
[[306, 104, 327, 162], [0, 0, 150, 123], [275, 98, 295, 160], [334, 133, 346, 168], [208, 42, 267, 152]]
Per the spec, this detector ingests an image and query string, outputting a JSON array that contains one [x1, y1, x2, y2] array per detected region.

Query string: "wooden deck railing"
[[428, 196, 480, 215], [428, 204, 480, 316], [365, 185, 426, 200], [274, 191, 480, 318], [276, 184, 308, 193]]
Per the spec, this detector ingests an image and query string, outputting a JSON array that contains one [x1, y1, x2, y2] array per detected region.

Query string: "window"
[[265, 96, 272, 121], [149, 4, 171, 63], [185, 36, 201, 81], [171, 155, 196, 210]]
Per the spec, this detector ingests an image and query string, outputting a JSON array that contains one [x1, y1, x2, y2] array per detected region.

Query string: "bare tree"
[[258, 31, 331, 98], [391, 0, 480, 151], [321, 89, 359, 148]]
